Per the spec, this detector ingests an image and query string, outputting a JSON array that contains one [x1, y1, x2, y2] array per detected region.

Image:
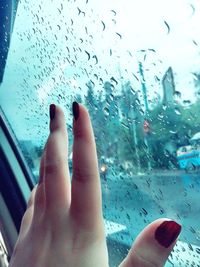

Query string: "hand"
[[9, 103, 181, 267]]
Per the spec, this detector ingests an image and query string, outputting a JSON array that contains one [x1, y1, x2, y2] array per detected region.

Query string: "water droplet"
[[196, 248, 200, 254], [135, 98, 140, 105], [174, 107, 181, 115], [169, 130, 177, 134], [77, 7, 85, 16], [92, 55, 98, 64], [94, 74, 98, 80], [85, 50, 90, 60], [121, 122, 129, 129], [183, 99, 191, 105], [110, 77, 118, 85], [116, 32, 122, 39], [190, 4, 195, 16], [193, 40, 198, 46], [103, 107, 110, 116], [158, 113, 164, 119], [99, 78, 103, 85], [111, 10, 116, 16], [154, 75, 160, 82], [139, 109, 145, 116], [164, 20, 170, 34], [174, 91, 181, 98], [141, 208, 148, 216], [101, 21, 106, 31]]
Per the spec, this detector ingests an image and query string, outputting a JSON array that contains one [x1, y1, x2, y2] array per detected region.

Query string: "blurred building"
[[162, 67, 175, 107]]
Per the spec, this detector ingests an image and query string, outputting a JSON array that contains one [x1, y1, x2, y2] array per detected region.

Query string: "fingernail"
[[49, 104, 56, 120], [155, 220, 182, 248], [72, 101, 79, 120]]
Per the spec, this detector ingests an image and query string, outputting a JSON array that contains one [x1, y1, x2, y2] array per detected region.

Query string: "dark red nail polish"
[[50, 104, 56, 120], [155, 221, 182, 248], [72, 101, 79, 120]]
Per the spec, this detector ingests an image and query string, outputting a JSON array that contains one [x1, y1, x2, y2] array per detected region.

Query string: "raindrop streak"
[[121, 122, 129, 130], [164, 20, 170, 34], [116, 32, 122, 39], [77, 7, 85, 16], [111, 10, 116, 16], [174, 91, 181, 98], [148, 48, 156, 52], [103, 107, 110, 116], [132, 73, 139, 81], [174, 107, 181, 115], [85, 50, 90, 60], [101, 21, 106, 31], [193, 40, 198, 46], [141, 208, 148, 216], [110, 77, 118, 85], [92, 55, 98, 64], [183, 100, 191, 105], [190, 4, 195, 16]]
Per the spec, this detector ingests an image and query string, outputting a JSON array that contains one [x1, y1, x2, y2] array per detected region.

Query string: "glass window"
[[0, 231, 9, 267], [0, 0, 200, 266]]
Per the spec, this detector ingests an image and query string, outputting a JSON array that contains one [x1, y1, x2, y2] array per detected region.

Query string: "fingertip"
[[72, 103, 93, 141], [72, 101, 80, 121], [72, 102, 89, 121], [121, 218, 182, 267], [49, 104, 67, 133], [49, 104, 56, 120], [154, 220, 182, 248], [134, 218, 182, 249]]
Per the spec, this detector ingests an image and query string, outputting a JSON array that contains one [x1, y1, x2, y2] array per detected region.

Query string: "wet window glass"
[[0, 0, 200, 266]]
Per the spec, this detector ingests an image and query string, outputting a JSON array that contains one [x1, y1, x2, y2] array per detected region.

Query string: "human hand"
[[9, 103, 181, 267]]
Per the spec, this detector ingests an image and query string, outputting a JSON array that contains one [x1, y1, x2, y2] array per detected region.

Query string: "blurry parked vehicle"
[[177, 133, 200, 171]]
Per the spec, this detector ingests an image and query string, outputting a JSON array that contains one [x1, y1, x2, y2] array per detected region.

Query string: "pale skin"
[[9, 104, 181, 267]]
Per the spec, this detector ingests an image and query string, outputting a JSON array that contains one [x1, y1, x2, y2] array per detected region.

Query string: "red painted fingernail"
[[155, 221, 182, 248], [72, 102, 79, 120], [49, 104, 56, 120]]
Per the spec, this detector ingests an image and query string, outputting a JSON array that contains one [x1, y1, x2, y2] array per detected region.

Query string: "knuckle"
[[73, 166, 96, 183], [130, 249, 160, 267], [45, 157, 67, 175]]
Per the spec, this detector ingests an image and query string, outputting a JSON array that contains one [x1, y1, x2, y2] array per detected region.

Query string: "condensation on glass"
[[0, 0, 200, 266]]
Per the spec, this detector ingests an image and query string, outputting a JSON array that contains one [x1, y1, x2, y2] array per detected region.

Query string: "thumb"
[[119, 218, 181, 267]]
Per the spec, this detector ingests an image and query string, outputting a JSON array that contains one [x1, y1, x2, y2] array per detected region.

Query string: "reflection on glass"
[[0, 0, 200, 266]]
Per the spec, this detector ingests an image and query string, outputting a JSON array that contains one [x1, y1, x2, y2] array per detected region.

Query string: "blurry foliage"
[[26, 78, 200, 174], [83, 80, 200, 173]]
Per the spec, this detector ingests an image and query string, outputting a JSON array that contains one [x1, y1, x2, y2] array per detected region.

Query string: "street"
[[101, 170, 200, 266]]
